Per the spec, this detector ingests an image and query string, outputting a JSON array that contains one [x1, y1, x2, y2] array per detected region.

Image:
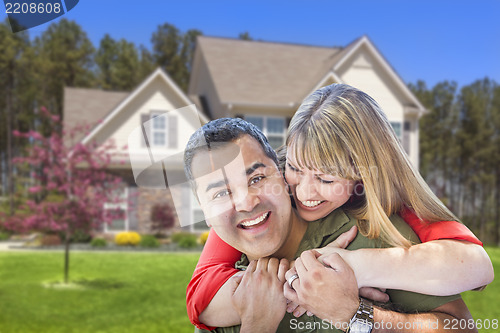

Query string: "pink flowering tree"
[[6, 107, 124, 283]]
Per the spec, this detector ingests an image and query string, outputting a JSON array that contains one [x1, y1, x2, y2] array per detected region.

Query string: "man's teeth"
[[301, 200, 323, 207], [240, 212, 269, 227]]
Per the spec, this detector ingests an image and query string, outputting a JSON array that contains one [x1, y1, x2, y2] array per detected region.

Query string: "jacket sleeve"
[[187, 229, 242, 330], [400, 207, 482, 246]]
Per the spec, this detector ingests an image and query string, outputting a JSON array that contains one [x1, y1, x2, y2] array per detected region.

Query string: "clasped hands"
[[230, 226, 389, 331]]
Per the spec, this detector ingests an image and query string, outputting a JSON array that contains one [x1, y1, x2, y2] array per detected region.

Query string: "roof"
[[63, 87, 128, 143], [196, 36, 345, 106]]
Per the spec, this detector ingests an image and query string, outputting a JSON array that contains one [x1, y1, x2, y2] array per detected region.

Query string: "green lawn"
[[0, 251, 200, 333], [0, 248, 499, 333]]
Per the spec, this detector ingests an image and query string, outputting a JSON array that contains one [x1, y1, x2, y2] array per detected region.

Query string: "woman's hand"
[[284, 250, 359, 328]]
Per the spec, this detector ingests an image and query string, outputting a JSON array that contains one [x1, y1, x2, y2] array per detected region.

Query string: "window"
[[390, 122, 402, 141], [151, 113, 167, 147], [244, 115, 286, 149], [149, 112, 178, 148], [104, 187, 128, 232]]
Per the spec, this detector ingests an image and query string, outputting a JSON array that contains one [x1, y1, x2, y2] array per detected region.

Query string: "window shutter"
[[168, 115, 178, 149], [141, 114, 151, 148]]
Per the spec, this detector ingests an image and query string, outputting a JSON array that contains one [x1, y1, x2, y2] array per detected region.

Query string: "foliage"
[[151, 23, 202, 91], [177, 234, 198, 248], [170, 232, 192, 243], [198, 231, 209, 245], [140, 234, 160, 248], [9, 107, 123, 282], [95, 34, 141, 91], [410, 78, 500, 244], [115, 231, 141, 246], [0, 231, 10, 241], [150, 203, 176, 236], [90, 237, 107, 247]]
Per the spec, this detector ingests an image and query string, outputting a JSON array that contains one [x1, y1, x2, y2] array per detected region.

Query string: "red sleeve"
[[400, 207, 483, 246], [186, 228, 242, 330]]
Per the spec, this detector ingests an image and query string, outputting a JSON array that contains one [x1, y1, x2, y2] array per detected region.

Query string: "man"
[[184, 117, 476, 333]]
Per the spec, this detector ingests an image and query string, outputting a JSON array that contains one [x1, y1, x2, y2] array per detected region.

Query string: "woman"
[[187, 84, 493, 330]]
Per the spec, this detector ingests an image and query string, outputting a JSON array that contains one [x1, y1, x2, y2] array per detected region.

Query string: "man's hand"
[[284, 250, 360, 329], [231, 258, 289, 333]]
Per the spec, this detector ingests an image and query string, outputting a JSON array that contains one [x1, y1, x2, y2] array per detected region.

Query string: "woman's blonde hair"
[[287, 83, 457, 248]]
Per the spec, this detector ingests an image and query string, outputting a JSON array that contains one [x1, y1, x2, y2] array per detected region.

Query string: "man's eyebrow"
[[205, 179, 227, 193], [246, 162, 266, 175]]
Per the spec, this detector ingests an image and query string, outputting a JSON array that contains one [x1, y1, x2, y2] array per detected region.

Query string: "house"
[[189, 35, 425, 166], [64, 68, 209, 234], [63, 35, 426, 235]]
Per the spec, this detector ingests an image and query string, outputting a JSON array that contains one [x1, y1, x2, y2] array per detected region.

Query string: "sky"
[[1, 0, 499, 89]]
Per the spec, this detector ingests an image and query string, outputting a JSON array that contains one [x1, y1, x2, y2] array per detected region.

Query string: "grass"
[[461, 247, 500, 331], [0, 251, 200, 333], [0, 247, 499, 333]]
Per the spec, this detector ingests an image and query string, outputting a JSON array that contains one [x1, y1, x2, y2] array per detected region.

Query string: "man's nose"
[[295, 176, 317, 202], [233, 187, 260, 212]]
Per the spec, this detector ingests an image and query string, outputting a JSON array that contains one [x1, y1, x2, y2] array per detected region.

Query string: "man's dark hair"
[[184, 118, 279, 182]]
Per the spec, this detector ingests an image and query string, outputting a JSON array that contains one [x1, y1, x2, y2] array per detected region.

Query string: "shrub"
[[177, 234, 198, 249], [90, 238, 107, 247], [0, 231, 11, 241], [171, 232, 192, 243], [198, 231, 209, 245], [150, 203, 176, 236], [140, 235, 160, 248], [115, 231, 141, 246]]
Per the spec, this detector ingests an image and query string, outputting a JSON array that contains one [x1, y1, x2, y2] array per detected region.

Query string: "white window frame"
[[104, 187, 129, 233], [150, 111, 168, 147], [244, 115, 286, 148]]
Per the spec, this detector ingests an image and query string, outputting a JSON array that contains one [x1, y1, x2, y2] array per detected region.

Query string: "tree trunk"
[[64, 233, 70, 283]]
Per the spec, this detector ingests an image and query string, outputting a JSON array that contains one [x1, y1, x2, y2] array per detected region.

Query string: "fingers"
[[278, 258, 289, 283], [359, 287, 390, 303], [267, 257, 280, 274], [246, 259, 257, 273], [330, 226, 358, 249], [299, 250, 324, 271], [256, 257, 269, 272], [321, 252, 348, 272], [283, 280, 298, 303]]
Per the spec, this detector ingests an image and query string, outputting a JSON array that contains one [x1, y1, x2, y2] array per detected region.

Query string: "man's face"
[[191, 135, 292, 259]]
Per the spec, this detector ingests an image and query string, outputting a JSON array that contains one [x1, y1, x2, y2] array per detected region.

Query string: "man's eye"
[[318, 178, 335, 184], [213, 189, 230, 199], [249, 175, 264, 186]]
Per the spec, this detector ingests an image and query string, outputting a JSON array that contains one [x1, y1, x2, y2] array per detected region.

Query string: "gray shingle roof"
[[196, 36, 349, 106], [63, 87, 128, 144]]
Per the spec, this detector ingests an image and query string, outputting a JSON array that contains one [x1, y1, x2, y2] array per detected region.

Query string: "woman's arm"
[[186, 229, 242, 330], [343, 239, 493, 295], [316, 210, 493, 295]]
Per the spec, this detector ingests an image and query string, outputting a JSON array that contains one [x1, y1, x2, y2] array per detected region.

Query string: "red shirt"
[[186, 208, 482, 330]]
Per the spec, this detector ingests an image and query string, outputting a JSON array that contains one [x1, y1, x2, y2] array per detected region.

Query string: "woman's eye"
[[249, 175, 264, 186], [318, 178, 335, 184], [213, 189, 230, 199], [287, 163, 300, 172]]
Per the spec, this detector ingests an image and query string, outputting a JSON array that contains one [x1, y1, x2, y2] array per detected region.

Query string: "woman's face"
[[285, 150, 356, 222]]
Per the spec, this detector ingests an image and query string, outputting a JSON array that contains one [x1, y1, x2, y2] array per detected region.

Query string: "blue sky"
[[2, 0, 499, 88]]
